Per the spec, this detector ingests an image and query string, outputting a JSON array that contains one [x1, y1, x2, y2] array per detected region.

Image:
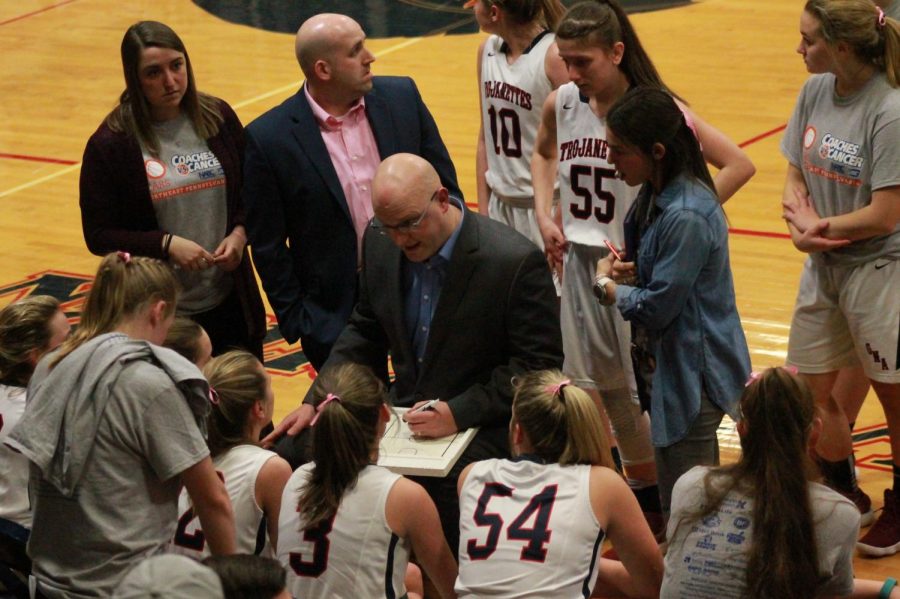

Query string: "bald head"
[[372, 154, 458, 262], [372, 154, 440, 212], [295, 13, 361, 76]]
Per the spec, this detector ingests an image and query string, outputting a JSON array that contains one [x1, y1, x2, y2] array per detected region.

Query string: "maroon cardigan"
[[79, 99, 266, 344]]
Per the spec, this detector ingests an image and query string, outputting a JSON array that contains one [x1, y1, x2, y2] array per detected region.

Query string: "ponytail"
[[52, 252, 178, 367], [512, 369, 614, 468], [203, 351, 268, 457], [556, 0, 680, 98], [297, 363, 387, 527], [805, 0, 900, 87], [674, 368, 821, 599]]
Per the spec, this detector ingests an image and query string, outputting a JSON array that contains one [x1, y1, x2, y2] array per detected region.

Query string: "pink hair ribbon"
[[877, 6, 886, 28], [310, 392, 342, 426], [116, 251, 131, 264], [545, 379, 571, 397]]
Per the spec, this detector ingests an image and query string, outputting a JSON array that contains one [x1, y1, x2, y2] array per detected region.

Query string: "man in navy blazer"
[[267, 154, 563, 551], [243, 13, 460, 370]]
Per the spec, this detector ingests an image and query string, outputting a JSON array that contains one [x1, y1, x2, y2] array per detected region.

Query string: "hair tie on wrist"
[[545, 379, 571, 397], [879, 577, 897, 599], [310, 392, 342, 426], [877, 6, 886, 28], [208, 387, 220, 406], [116, 251, 131, 265]]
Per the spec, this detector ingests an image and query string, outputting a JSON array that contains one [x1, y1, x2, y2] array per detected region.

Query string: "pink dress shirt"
[[304, 85, 381, 263]]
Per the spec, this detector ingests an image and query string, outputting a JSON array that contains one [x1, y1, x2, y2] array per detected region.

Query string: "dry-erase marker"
[[604, 239, 624, 262], [410, 398, 440, 414]]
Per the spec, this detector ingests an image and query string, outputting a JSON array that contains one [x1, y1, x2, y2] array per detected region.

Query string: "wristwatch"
[[592, 275, 614, 304]]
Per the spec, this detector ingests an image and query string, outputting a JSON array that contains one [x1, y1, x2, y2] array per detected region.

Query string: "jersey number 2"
[[173, 470, 225, 551], [488, 105, 522, 158], [569, 165, 616, 223], [466, 483, 558, 562]]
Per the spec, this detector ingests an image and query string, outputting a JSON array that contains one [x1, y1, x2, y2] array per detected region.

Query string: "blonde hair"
[[164, 317, 206, 364], [487, 0, 566, 29], [53, 253, 178, 367], [805, 0, 900, 86], [203, 350, 267, 457], [0, 296, 62, 386], [297, 362, 388, 527], [512, 369, 614, 468]]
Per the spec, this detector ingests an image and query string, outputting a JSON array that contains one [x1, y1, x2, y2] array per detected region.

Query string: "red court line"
[[0, 0, 77, 26], [728, 228, 791, 240], [738, 123, 787, 149], [0, 152, 78, 165]]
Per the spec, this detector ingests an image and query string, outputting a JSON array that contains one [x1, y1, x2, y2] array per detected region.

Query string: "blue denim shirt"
[[615, 175, 750, 447]]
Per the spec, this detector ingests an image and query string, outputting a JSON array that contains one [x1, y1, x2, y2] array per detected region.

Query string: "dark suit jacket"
[[306, 206, 563, 446], [243, 76, 461, 354]]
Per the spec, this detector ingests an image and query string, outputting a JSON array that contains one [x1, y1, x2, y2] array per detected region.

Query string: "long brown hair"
[[607, 86, 716, 195], [105, 21, 223, 155], [488, 0, 566, 30], [52, 253, 177, 367], [0, 296, 61, 386], [512, 369, 615, 468], [805, 0, 900, 86], [555, 0, 678, 97], [676, 368, 821, 598], [297, 363, 388, 527], [203, 351, 267, 457]]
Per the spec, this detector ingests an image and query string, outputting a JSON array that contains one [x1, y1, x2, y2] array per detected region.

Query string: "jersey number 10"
[[488, 105, 523, 158]]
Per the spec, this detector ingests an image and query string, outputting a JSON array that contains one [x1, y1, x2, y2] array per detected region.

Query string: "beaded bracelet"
[[881, 577, 898, 599]]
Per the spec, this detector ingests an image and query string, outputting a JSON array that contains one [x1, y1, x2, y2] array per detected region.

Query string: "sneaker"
[[838, 486, 875, 528], [857, 489, 900, 557]]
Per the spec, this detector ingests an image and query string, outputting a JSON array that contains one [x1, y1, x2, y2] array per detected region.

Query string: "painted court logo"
[[0, 270, 314, 379]]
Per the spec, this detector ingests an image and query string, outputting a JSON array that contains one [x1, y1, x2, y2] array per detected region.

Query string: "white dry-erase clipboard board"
[[377, 407, 478, 477]]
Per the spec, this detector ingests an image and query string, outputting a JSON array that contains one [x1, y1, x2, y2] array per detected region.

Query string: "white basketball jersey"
[[278, 464, 410, 599], [170, 444, 277, 558], [481, 32, 555, 201], [0, 384, 30, 528], [556, 82, 639, 247], [456, 458, 604, 598]]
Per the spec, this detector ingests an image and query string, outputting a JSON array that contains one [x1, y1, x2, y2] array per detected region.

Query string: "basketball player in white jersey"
[[171, 350, 291, 558], [277, 362, 457, 599], [0, 296, 70, 534], [531, 0, 754, 521], [456, 370, 662, 598], [472, 0, 568, 252]]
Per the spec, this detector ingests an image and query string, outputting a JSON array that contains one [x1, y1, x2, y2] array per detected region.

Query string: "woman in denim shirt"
[[592, 87, 751, 515]]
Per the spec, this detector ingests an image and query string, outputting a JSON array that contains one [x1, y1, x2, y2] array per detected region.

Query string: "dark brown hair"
[[0, 296, 62, 386]]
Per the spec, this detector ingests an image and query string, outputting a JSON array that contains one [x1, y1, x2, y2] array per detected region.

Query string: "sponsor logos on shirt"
[[802, 125, 864, 186]]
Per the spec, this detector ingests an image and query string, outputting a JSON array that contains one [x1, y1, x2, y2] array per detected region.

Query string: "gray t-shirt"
[[28, 360, 210, 598], [660, 466, 859, 598], [144, 115, 231, 313], [781, 72, 900, 265]]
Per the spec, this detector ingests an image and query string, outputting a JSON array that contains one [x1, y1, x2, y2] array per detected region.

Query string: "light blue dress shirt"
[[403, 197, 465, 368]]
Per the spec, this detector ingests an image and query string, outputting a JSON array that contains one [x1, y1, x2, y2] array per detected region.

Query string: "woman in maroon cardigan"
[[79, 21, 265, 359]]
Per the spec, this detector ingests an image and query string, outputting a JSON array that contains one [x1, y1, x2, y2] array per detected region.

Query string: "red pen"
[[604, 239, 624, 262]]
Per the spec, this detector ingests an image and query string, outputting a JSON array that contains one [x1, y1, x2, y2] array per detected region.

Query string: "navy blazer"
[[306, 207, 564, 446], [243, 76, 461, 352]]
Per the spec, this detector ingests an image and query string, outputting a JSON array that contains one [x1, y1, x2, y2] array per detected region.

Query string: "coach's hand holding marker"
[[403, 399, 458, 439]]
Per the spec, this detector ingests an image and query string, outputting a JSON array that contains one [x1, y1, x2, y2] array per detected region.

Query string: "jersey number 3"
[[466, 483, 558, 562], [569, 165, 616, 223], [289, 513, 337, 578]]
